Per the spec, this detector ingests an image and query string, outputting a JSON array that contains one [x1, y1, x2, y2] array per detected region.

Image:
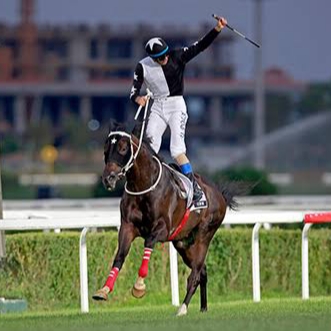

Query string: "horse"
[[92, 122, 245, 316]]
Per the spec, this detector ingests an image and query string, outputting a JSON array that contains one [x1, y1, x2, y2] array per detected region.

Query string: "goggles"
[[155, 54, 167, 62]]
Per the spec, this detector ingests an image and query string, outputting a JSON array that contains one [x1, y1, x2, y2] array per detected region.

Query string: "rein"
[[124, 156, 163, 195], [108, 91, 164, 196], [107, 91, 151, 178], [132, 91, 152, 165]]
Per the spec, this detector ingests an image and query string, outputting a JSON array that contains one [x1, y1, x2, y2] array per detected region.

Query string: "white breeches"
[[146, 96, 188, 159]]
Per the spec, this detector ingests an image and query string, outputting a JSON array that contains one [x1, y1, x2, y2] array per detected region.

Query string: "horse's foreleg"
[[131, 247, 152, 298], [93, 222, 137, 301], [132, 219, 168, 299]]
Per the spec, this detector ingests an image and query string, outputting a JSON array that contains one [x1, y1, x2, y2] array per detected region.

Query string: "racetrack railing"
[[0, 209, 330, 313]]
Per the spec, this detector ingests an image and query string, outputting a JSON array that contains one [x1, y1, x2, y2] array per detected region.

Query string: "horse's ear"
[[108, 119, 126, 134]]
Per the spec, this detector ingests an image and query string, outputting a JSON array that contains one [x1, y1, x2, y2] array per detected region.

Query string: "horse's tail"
[[220, 181, 252, 210]]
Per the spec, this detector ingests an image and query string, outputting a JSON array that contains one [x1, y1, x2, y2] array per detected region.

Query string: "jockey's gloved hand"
[[135, 96, 148, 107], [215, 17, 227, 32]]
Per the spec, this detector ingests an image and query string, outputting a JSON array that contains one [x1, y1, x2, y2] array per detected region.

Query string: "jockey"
[[130, 17, 227, 202]]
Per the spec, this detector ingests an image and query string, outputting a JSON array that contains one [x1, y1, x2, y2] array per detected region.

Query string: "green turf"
[[1, 297, 331, 331]]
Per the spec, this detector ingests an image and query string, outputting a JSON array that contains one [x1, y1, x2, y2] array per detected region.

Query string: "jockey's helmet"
[[145, 37, 169, 59]]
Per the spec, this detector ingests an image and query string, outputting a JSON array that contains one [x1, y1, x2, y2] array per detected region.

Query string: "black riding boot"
[[186, 172, 203, 202]]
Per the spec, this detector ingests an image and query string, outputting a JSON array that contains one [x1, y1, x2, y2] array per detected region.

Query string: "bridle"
[[107, 130, 138, 178], [106, 91, 163, 195]]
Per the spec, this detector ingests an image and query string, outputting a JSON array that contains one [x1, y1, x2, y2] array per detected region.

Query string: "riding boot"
[[186, 172, 203, 202]]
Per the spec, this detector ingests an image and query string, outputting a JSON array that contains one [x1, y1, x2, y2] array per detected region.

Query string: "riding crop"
[[212, 14, 261, 48]]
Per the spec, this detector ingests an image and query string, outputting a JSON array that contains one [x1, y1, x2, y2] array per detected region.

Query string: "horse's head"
[[102, 127, 136, 191], [102, 121, 157, 191]]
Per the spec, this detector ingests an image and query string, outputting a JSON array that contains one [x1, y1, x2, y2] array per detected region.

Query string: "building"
[[0, 0, 306, 151]]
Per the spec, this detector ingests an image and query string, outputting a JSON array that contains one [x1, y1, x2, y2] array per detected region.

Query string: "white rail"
[[0, 211, 179, 313], [0, 214, 120, 313], [252, 223, 262, 302], [0, 209, 330, 313], [302, 223, 312, 299], [301, 212, 331, 300]]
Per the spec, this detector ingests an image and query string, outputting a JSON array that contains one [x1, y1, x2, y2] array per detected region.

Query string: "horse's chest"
[[135, 209, 156, 236]]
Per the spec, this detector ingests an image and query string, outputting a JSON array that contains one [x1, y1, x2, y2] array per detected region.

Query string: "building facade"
[[0, 0, 306, 153]]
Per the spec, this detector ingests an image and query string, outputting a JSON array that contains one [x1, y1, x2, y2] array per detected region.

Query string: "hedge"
[[0, 229, 331, 311]]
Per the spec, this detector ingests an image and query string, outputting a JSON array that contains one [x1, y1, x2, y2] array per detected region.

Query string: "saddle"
[[163, 163, 208, 212]]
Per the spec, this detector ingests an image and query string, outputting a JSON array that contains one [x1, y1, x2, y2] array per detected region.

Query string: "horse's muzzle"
[[102, 172, 119, 191]]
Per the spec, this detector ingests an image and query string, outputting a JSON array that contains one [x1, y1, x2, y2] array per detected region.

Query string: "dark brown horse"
[[92, 123, 243, 316]]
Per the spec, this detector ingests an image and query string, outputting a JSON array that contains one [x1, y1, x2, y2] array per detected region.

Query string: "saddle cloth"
[[162, 163, 208, 211]]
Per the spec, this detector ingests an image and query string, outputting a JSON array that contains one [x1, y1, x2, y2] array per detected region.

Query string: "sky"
[[1, 0, 331, 82]]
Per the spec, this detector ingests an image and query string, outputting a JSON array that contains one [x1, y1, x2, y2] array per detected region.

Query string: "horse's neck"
[[126, 149, 158, 191]]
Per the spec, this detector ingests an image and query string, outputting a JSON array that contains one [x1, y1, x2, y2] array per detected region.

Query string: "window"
[[57, 67, 69, 81], [107, 39, 132, 59], [40, 39, 68, 58], [165, 38, 186, 50], [186, 97, 206, 124], [104, 69, 131, 79], [3, 39, 19, 59], [217, 42, 233, 67], [90, 39, 98, 59]]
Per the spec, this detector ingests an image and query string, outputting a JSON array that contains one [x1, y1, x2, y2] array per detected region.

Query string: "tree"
[[299, 81, 331, 115], [0, 147, 6, 261]]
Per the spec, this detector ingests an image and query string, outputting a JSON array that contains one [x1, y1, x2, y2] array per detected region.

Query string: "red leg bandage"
[[104, 267, 119, 292], [138, 248, 153, 278]]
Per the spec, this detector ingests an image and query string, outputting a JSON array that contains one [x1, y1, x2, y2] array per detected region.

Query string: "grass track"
[[1, 297, 331, 331]]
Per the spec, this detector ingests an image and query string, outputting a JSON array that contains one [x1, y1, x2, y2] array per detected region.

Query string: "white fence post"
[[252, 223, 262, 302], [79, 227, 90, 313], [302, 223, 312, 300], [169, 242, 180, 306]]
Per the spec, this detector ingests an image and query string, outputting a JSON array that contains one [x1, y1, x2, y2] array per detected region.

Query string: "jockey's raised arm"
[[179, 17, 227, 64]]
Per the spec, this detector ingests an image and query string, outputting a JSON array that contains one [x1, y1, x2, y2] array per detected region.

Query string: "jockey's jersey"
[[130, 28, 221, 101]]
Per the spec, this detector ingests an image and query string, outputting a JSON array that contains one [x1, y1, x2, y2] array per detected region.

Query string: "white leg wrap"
[[176, 303, 188, 316]]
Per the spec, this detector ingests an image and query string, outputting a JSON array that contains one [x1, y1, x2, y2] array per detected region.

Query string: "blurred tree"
[[265, 94, 294, 132], [0, 148, 6, 260], [211, 166, 278, 196], [92, 177, 124, 198], [299, 81, 331, 115], [26, 117, 53, 151], [61, 112, 90, 151], [0, 134, 20, 154]]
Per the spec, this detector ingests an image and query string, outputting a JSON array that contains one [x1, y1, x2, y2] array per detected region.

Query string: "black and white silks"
[[130, 28, 221, 158]]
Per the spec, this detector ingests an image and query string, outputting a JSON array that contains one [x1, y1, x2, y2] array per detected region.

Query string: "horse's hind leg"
[[200, 264, 208, 312], [174, 242, 209, 316]]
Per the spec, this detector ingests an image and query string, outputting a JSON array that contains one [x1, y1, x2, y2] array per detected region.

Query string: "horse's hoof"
[[176, 304, 188, 316], [131, 285, 146, 299], [92, 286, 109, 301], [132, 277, 146, 299]]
